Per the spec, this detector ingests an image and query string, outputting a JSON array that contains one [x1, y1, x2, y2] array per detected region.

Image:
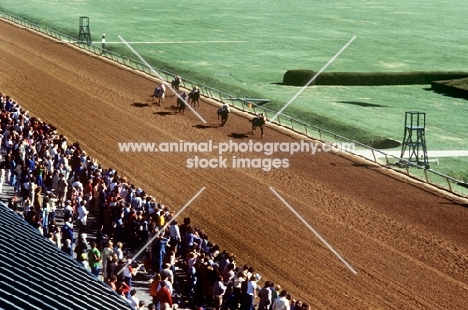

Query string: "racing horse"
[[153, 83, 166, 105], [177, 91, 188, 114], [188, 86, 200, 109], [171, 75, 181, 91], [251, 113, 265, 138], [217, 104, 230, 126]]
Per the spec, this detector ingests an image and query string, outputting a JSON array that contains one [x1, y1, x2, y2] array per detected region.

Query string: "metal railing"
[[2, 11, 467, 198]]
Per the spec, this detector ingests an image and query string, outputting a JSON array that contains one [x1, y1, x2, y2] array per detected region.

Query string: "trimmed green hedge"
[[431, 77, 468, 99], [283, 70, 468, 86]]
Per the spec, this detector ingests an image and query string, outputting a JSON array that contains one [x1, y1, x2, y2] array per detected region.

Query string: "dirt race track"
[[1, 20, 467, 309]]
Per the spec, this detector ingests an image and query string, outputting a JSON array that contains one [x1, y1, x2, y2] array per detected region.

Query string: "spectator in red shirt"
[[115, 280, 131, 298], [157, 281, 173, 310]]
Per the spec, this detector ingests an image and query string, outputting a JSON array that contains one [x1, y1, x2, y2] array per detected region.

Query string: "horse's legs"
[[260, 125, 264, 139]]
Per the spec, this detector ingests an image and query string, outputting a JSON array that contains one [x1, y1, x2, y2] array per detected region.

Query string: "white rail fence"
[[2, 12, 467, 198]]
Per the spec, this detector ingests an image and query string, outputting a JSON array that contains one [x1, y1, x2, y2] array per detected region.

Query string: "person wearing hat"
[[217, 103, 231, 127], [153, 83, 166, 105], [177, 91, 188, 114], [77, 252, 90, 272], [171, 74, 181, 91], [188, 86, 201, 109], [251, 112, 266, 139]]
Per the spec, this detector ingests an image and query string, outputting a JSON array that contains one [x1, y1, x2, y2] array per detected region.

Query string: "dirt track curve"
[[1, 20, 467, 309]]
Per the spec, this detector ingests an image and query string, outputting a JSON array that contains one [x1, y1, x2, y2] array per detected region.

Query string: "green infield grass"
[[1, 0, 466, 183], [394, 157, 468, 196]]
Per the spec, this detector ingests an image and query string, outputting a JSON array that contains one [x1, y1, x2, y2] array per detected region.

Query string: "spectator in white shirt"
[[77, 199, 89, 235], [272, 290, 290, 310]]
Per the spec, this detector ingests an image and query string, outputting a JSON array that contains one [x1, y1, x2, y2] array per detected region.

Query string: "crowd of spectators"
[[0, 92, 311, 310]]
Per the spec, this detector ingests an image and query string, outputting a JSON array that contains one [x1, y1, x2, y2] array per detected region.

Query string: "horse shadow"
[[153, 106, 180, 116], [153, 111, 174, 116], [228, 132, 250, 139], [192, 124, 218, 129], [167, 105, 179, 111], [132, 102, 150, 108], [337, 101, 386, 108]]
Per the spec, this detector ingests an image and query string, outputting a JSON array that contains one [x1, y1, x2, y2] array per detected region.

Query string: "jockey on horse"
[[188, 86, 201, 109], [251, 113, 266, 138], [171, 75, 181, 91], [217, 103, 231, 126], [153, 83, 166, 105], [177, 91, 188, 114]]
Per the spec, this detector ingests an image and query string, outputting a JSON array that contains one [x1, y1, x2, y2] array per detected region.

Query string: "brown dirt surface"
[[1, 20, 468, 309]]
